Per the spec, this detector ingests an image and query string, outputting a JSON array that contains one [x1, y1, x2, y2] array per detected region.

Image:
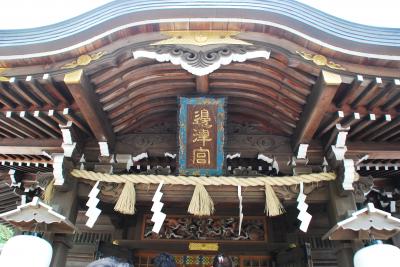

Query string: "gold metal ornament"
[[151, 31, 252, 46], [0, 68, 9, 82], [61, 51, 105, 69], [189, 242, 219, 251], [296, 51, 345, 70], [312, 54, 328, 66]]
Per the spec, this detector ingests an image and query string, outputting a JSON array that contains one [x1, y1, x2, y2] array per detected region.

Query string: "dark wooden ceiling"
[[89, 54, 314, 136]]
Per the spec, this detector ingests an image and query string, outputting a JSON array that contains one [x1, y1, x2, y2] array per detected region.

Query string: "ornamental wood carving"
[[115, 134, 176, 154], [133, 45, 270, 76], [143, 216, 266, 241], [227, 135, 291, 153], [353, 176, 374, 203]]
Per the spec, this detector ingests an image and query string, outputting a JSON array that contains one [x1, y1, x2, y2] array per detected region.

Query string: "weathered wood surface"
[[64, 69, 115, 145], [293, 70, 342, 150]]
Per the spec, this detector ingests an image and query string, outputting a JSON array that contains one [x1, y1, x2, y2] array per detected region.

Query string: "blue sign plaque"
[[178, 97, 225, 176]]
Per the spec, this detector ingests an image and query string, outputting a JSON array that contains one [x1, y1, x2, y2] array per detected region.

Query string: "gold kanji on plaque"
[[193, 109, 212, 128], [193, 147, 210, 165], [193, 129, 212, 146]]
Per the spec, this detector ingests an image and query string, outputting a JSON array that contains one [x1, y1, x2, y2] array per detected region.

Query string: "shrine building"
[[0, 1, 400, 267]]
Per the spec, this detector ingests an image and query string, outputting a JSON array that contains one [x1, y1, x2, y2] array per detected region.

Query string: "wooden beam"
[[367, 79, 400, 109], [293, 70, 342, 150], [9, 78, 43, 107], [380, 125, 400, 141], [337, 75, 363, 108], [64, 69, 114, 146], [0, 92, 15, 109], [19, 111, 60, 139], [382, 79, 400, 110], [62, 108, 91, 136], [316, 110, 344, 138], [346, 142, 400, 159], [48, 109, 68, 125], [347, 114, 376, 138], [33, 110, 61, 134], [0, 138, 62, 155], [4, 111, 41, 138], [0, 82, 29, 107], [350, 77, 382, 107], [26, 78, 59, 107], [196, 75, 209, 94], [0, 115, 34, 138], [356, 114, 391, 140]]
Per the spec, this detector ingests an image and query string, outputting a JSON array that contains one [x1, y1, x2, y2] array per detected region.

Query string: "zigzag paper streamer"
[[85, 181, 101, 228], [297, 182, 312, 232], [238, 185, 243, 235], [151, 181, 166, 233]]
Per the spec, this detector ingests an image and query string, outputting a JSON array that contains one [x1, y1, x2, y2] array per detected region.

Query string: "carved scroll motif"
[[133, 45, 270, 76]]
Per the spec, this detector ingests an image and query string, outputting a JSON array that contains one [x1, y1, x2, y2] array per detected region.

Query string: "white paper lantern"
[[354, 242, 400, 267], [0, 234, 53, 267]]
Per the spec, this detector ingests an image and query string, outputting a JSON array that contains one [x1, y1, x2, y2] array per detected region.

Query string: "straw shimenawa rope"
[[71, 170, 335, 216], [114, 181, 136, 215], [188, 184, 215, 216], [264, 184, 285, 216], [71, 170, 335, 186], [42, 178, 55, 204]]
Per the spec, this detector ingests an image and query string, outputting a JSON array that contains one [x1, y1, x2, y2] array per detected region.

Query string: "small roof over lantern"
[[323, 203, 400, 240], [0, 197, 76, 234]]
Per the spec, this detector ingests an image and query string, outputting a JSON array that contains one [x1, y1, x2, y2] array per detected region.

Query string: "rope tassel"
[[114, 181, 136, 215], [188, 184, 214, 216], [42, 179, 55, 204], [264, 184, 285, 217]]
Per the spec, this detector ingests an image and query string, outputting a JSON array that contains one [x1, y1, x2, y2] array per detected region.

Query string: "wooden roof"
[[0, 0, 400, 66], [0, 0, 399, 187]]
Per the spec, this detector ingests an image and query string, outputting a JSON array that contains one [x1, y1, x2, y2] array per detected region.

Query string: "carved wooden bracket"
[[133, 44, 270, 76], [353, 176, 374, 203]]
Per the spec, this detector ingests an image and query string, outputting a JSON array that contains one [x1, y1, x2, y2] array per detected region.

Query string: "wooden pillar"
[[392, 233, 400, 248], [328, 181, 357, 267], [50, 234, 72, 267], [49, 158, 78, 267]]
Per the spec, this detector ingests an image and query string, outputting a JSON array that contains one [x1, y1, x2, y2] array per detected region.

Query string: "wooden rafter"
[[293, 70, 342, 150], [64, 69, 115, 146], [337, 75, 363, 107], [346, 142, 400, 159], [0, 138, 62, 155]]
